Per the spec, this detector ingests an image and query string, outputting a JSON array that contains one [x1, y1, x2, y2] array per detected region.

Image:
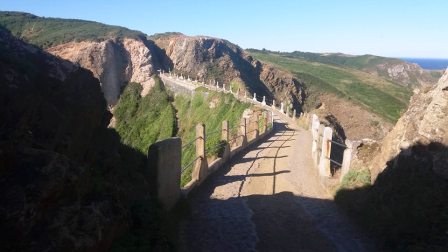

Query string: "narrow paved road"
[[180, 115, 374, 252]]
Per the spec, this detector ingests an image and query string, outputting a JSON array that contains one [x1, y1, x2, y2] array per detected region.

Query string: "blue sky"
[[1, 0, 447, 58]]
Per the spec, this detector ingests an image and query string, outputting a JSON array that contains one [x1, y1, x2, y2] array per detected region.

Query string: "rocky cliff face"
[[0, 28, 153, 251], [47, 37, 164, 105], [373, 61, 438, 87], [153, 33, 305, 110], [368, 69, 448, 180]]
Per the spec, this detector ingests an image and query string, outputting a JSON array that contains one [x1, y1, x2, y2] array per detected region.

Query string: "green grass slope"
[[249, 50, 412, 122], [0, 11, 144, 48], [114, 77, 176, 154], [173, 90, 250, 186]]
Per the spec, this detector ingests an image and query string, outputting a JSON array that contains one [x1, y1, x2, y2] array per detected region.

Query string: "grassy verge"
[[173, 90, 250, 186]]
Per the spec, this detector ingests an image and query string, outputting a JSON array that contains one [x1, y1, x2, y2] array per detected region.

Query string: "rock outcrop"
[[47, 37, 162, 105], [369, 69, 448, 180], [153, 33, 305, 110], [0, 28, 153, 251]]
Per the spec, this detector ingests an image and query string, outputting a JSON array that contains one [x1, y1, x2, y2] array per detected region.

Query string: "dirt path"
[[180, 115, 374, 252]]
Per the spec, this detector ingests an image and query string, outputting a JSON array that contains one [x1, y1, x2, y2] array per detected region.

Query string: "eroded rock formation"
[[153, 33, 306, 111], [369, 69, 448, 180], [47, 37, 159, 105]]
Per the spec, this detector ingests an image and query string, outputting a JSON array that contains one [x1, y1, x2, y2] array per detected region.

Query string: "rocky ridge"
[[153, 33, 306, 110], [361, 69, 448, 180]]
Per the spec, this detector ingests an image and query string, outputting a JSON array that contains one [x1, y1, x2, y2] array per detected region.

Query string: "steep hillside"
[[152, 33, 306, 111], [249, 50, 413, 123], [0, 11, 170, 106], [274, 50, 440, 87], [0, 28, 174, 251], [335, 69, 448, 251], [0, 11, 144, 47]]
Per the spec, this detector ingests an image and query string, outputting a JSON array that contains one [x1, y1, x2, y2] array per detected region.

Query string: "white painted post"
[[319, 127, 333, 177], [292, 109, 296, 120], [262, 96, 266, 106], [280, 102, 284, 113], [272, 100, 276, 109], [271, 111, 274, 125], [253, 93, 257, 102], [340, 140, 354, 182], [216, 81, 219, 90], [311, 114, 320, 165]]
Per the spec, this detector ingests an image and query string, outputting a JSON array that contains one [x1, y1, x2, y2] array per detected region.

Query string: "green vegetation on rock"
[[249, 50, 412, 122], [0, 11, 144, 48], [114, 77, 176, 154]]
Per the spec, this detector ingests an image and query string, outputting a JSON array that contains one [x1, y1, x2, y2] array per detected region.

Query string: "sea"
[[401, 58, 448, 70]]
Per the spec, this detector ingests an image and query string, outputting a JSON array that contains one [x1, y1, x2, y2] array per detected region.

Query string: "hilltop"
[[258, 50, 441, 87]]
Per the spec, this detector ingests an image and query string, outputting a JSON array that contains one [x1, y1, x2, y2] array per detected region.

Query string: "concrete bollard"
[[262, 96, 266, 106], [192, 124, 208, 184], [253, 113, 260, 139], [253, 93, 257, 102], [319, 127, 333, 177], [222, 120, 229, 142], [262, 113, 267, 134], [221, 120, 231, 161], [311, 114, 320, 166], [241, 118, 248, 147], [340, 140, 354, 182], [280, 102, 284, 113], [147, 137, 181, 210]]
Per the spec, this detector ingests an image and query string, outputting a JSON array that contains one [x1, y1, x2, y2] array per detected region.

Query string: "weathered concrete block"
[[319, 127, 333, 177], [192, 124, 208, 184], [147, 137, 181, 210], [340, 140, 354, 182]]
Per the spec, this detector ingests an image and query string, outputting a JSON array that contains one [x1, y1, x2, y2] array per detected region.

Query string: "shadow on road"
[[180, 121, 376, 252]]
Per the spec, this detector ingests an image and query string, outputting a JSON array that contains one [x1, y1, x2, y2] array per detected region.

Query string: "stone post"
[[292, 109, 296, 120], [340, 140, 354, 182], [253, 113, 260, 139], [253, 93, 257, 102], [311, 114, 320, 166], [222, 120, 229, 142], [280, 102, 284, 113], [262, 96, 266, 106], [272, 100, 276, 109], [147, 137, 181, 210], [318, 127, 333, 177], [192, 124, 208, 183], [221, 120, 231, 161], [216, 81, 219, 90], [241, 118, 248, 147], [262, 112, 267, 134], [286, 105, 289, 117]]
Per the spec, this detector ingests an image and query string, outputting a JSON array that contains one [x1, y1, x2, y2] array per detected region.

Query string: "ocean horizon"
[[401, 58, 448, 70]]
